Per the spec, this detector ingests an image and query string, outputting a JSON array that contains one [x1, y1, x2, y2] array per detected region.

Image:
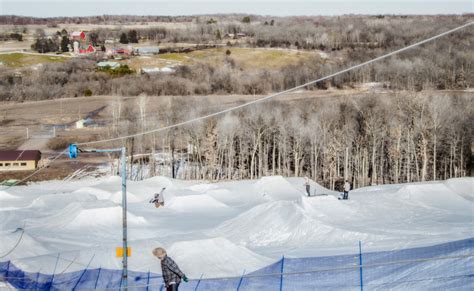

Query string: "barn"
[[79, 44, 96, 54], [70, 31, 86, 41]]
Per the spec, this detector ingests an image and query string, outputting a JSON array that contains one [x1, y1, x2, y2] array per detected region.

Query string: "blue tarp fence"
[[1, 238, 473, 290]]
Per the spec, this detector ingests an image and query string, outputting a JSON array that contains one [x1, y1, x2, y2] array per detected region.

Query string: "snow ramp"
[[396, 182, 472, 212], [253, 176, 302, 201]]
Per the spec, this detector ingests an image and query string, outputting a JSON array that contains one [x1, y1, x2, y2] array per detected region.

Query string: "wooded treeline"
[[112, 93, 471, 189], [1, 15, 472, 101], [1, 31, 471, 102]]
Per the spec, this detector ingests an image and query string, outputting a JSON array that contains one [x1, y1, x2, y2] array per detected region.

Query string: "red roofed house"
[[79, 44, 96, 54], [71, 31, 86, 41], [0, 150, 41, 171]]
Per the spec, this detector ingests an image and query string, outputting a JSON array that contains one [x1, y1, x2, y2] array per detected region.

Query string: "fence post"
[[194, 273, 203, 290], [359, 241, 363, 291], [4, 261, 10, 286], [72, 254, 95, 290], [94, 267, 102, 290], [146, 270, 150, 291], [279, 256, 285, 291], [34, 270, 41, 291], [49, 253, 60, 289], [236, 269, 246, 291]]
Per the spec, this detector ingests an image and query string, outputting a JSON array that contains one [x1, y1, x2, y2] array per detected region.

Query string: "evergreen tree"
[[119, 32, 129, 44], [60, 35, 69, 52], [128, 30, 138, 43], [242, 16, 251, 23]]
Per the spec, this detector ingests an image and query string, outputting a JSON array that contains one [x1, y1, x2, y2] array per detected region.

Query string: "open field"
[[0, 40, 34, 52], [0, 52, 68, 67], [119, 47, 323, 71]]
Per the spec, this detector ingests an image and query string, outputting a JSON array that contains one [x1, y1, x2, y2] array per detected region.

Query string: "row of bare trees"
[[109, 93, 471, 189], [0, 37, 470, 102]]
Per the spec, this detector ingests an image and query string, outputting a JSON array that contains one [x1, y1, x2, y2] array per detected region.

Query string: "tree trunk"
[[344, 147, 349, 181], [272, 134, 276, 176], [371, 135, 377, 185], [433, 134, 437, 181]]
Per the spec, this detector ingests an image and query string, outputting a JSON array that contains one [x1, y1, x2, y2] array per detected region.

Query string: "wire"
[[0, 223, 26, 259], [76, 21, 473, 147]]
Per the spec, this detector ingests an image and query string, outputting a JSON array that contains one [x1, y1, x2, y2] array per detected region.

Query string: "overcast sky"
[[1, 0, 472, 17]]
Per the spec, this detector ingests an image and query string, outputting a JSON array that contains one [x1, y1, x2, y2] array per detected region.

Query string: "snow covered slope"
[[0, 176, 472, 280]]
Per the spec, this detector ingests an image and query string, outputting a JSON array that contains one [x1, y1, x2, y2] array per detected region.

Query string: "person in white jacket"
[[304, 177, 311, 197], [343, 180, 351, 200]]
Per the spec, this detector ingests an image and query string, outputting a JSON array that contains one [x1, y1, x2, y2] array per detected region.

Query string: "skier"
[[304, 177, 311, 197], [149, 187, 166, 208], [153, 247, 188, 291], [343, 180, 351, 200]]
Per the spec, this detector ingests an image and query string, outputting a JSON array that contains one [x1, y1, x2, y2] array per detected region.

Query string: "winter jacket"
[[344, 182, 351, 192], [161, 255, 185, 287]]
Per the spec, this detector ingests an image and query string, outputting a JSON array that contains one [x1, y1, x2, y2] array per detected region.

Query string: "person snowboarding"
[[153, 247, 188, 291], [149, 187, 166, 208], [343, 180, 351, 200], [304, 177, 311, 197]]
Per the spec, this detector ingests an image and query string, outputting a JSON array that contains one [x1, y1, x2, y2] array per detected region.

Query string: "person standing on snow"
[[343, 180, 351, 200], [304, 177, 311, 197], [153, 247, 188, 291]]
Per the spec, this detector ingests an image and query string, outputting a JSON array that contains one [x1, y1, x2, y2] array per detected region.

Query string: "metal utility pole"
[[69, 144, 128, 289]]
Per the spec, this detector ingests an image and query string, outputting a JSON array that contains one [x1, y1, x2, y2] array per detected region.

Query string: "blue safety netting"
[[1, 238, 472, 290]]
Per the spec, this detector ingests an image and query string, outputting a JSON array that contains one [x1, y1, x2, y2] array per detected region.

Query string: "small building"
[[97, 61, 120, 69], [106, 48, 132, 56], [70, 31, 86, 41], [141, 67, 161, 74], [0, 150, 41, 171], [141, 66, 175, 74], [79, 44, 96, 54], [135, 47, 160, 55], [76, 119, 85, 128]]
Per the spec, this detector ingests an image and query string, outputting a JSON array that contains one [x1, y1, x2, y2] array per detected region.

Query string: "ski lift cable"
[[75, 21, 473, 147]]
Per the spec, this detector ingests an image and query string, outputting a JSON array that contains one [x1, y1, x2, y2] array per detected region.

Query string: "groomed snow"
[[0, 176, 472, 279]]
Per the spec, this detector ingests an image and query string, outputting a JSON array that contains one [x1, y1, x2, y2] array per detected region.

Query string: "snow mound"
[[141, 176, 175, 189], [0, 191, 18, 200], [287, 177, 337, 196], [212, 199, 385, 248], [396, 183, 471, 211], [254, 176, 302, 201], [67, 206, 147, 229], [168, 237, 272, 278], [30, 193, 97, 208], [0, 231, 49, 260], [445, 178, 474, 201], [73, 187, 112, 200], [110, 191, 142, 204], [167, 194, 229, 212], [206, 188, 240, 206], [25, 202, 85, 229], [188, 183, 218, 193]]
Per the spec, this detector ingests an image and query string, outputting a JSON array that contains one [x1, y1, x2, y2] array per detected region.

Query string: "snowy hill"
[[0, 176, 472, 281]]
